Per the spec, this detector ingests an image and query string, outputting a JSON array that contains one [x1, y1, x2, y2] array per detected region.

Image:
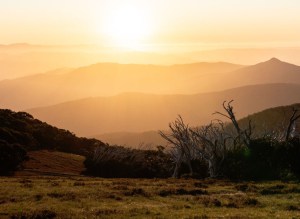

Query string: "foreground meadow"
[[0, 176, 299, 218]]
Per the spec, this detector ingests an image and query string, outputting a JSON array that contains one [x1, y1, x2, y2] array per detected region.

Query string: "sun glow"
[[101, 6, 153, 50]]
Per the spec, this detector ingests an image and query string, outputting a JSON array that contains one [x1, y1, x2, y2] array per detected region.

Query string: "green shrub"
[[222, 137, 300, 180], [84, 145, 173, 178], [0, 140, 27, 175]]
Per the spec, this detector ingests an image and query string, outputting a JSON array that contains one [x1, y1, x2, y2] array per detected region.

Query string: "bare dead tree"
[[190, 122, 232, 177], [159, 115, 196, 178], [214, 100, 252, 148], [190, 100, 253, 177], [159, 101, 254, 178], [160, 118, 235, 177], [286, 107, 300, 141]]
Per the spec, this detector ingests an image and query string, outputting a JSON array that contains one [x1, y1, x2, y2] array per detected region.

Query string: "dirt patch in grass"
[[73, 181, 85, 186], [158, 188, 208, 197], [235, 183, 259, 192], [47, 192, 77, 201], [124, 188, 150, 197], [286, 205, 300, 211], [194, 182, 208, 189], [193, 196, 222, 207], [94, 208, 122, 216], [260, 184, 286, 195]]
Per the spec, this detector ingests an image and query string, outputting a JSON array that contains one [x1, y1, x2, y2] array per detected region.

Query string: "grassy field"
[[0, 176, 299, 219], [14, 150, 86, 176]]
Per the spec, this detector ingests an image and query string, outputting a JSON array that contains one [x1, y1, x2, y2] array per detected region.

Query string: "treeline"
[[0, 109, 105, 154], [84, 145, 172, 178], [0, 109, 105, 175], [222, 137, 300, 180]]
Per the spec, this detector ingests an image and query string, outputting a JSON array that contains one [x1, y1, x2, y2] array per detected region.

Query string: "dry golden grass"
[[14, 150, 85, 176], [0, 176, 299, 218]]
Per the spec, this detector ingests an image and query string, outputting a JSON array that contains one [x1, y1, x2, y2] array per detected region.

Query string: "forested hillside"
[[0, 109, 105, 175], [0, 109, 104, 154]]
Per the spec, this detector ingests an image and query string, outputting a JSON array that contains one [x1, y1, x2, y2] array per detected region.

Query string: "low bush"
[[221, 137, 300, 180], [84, 145, 173, 178], [0, 140, 27, 175]]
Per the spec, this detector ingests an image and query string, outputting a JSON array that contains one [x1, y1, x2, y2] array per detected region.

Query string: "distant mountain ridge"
[[2, 58, 300, 138], [27, 83, 300, 136], [235, 57, 300, 77], [203, 58, 300, 90], [2, 58, 300, 111], [0, 61, 244, 110], [92, 131, 167, 149]]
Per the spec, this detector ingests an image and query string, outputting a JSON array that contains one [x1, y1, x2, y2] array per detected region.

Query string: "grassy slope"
[[0, 177, 299, 218], [15, 150, 85, 176]]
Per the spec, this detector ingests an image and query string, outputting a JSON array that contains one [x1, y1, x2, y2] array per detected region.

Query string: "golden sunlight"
[[101, 5, 153, 49]]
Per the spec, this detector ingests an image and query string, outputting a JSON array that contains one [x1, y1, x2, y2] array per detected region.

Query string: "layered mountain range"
[[1, 58, 300, 143]]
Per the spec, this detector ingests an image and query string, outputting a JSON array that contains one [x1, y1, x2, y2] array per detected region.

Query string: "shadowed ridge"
[[0, 109, 105, 155], [268, 57, 281, 63], [238, 103, 300, 137], [251, 57, 300, 68], [27, 83, 300, 136]]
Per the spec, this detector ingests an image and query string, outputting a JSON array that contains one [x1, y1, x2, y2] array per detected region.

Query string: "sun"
[[102, 6, 153, 49]]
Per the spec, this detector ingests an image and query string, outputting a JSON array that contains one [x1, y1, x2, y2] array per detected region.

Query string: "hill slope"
[[0, 62, 243, 110], [27, 83, 300, 136], [15, 150, 86, 176], [92, 131, 167, 149], [239, 103, 300, 137], [0, 109, 105, 155], [209, 58, 300, 89], [93, 103, 300, 149]]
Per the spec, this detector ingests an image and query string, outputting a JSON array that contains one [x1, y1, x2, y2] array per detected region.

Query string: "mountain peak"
[[261, 57, 300, 67], [240, 57, 300, 75], [269, 57, 281, 62], [268, 57, 282, 63], [258, 57, 294, 67]]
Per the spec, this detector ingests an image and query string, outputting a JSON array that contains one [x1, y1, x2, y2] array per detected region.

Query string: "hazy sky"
[[1, 0, 300, 49]]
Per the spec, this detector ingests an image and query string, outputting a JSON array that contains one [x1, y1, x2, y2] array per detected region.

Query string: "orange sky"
[[1, 0, 300, 51]]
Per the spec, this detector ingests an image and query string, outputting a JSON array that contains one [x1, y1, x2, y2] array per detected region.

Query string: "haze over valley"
[[2, 56, 300, 146], [1, 57, 300, 110], [2, 43, 300, 80]]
